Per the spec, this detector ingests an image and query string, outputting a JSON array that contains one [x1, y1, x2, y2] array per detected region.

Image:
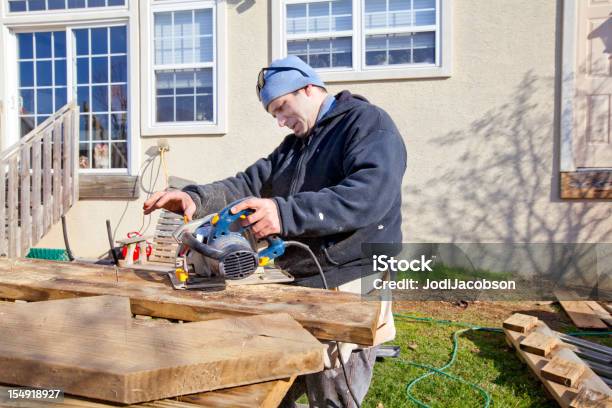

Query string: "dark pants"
[[280, 347, 377, 408]]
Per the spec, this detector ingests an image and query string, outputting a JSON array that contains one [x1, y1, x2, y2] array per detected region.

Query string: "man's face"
[[267, 87, 317, 137]]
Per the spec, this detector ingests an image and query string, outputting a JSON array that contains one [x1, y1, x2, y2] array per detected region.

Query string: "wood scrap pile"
[[504, 313, 611, 408]]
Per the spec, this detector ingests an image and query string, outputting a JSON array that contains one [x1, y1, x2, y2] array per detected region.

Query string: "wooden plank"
[[31, 138, 42, 243], [0, 160, 6, 257], [559, 300, 608, 330], [0, 379, 296, 408], [541, 356, 586, 387], [503, 313, 539, 333], [585, 301, 612, 326], [7, 157, 18, 258], [79, 175, 139, 199], [0, 258, 381, 345], [52, 121, 62, 223], [42, 131, 53, 235], [569, 387, 612, 408], [0, 296, 324, 404], [520, 331, 559, 357], [561, 171, 612, 199], [19, 147, 31, 257], [178, 376, 296, 408]]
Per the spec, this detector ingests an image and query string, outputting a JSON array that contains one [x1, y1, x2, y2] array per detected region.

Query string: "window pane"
[[110, 85, 127, 111], [194, 9, 213, 35], [54, 32, 66, 58], [108, 0, 125, 5], [79, 115, 90, 141], [365, 0, 436, 29], [18, 33, 34, 59], [176, 96, 194, 121], [68, 0, 86, 7], [331, 37, 352, 67], [92, 143, 110, 169], [155, 12, 173, 38], [308, 2, 330, 33], [110, 26, 127, 53], [91, 28, 108, 54], [55, 87, 67, 109], [92, 85, 109, 112], [412, 31, 435, 63], [196, 36, 213, 62], [9, 1, 27, 12], [155, 38, 173, 65], [48, 0, 65, 9], [77, 58, 89, 84], [332, 0, 352, 31], [196, 95, 213, 121], [111, 142, 127, 169], [287, 4, 307, 34], [21, 117, 35, 137], [79, 143, 91, 168], [195, 69, 212, 94], [111, 56, 127, 83], [156, 71, 174, 96], [157, 97, 174, 122], [55, 60, 67, 86], [37, 89, 53, 114], [36, 61, 52, 86], [20, 89, 34, 115], [88, 0, 106, 7], [19, 62, 34, 87], [309, 39, 331, 68], [77, 86, 90, 112], [35, 32, 52, 58], [91, 57, 109, 83], [92, 115, 109, 141], [75, 29, 89, 55], [174, 37, 193, 64], [415, 10, 435, 26], [29, 0, 46, 11], [111, 114, 127, 140], [174, 10, 194, 37], [175, 70, 195, 95]]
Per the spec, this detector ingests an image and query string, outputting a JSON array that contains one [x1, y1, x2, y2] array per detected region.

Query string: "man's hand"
[[143, 190, 197, 220], [232, 198, 281, 239]]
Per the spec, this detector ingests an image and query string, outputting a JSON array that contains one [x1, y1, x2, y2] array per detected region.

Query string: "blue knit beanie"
[[258, 55, 326, 110]]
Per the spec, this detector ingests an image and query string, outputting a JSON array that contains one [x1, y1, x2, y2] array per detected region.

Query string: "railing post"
[[62, 111, 71, 210], [52, 120, 62, 223], [19, 146, 31, 256], [72, 105, 80, 205], [7, 157, 18, 258], [31, 137, 42, 242], [0, 160, 5, 257], [42, 130, 53, 236]]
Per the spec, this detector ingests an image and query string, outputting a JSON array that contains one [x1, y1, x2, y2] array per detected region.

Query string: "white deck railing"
[[1, 103, 79, 258]]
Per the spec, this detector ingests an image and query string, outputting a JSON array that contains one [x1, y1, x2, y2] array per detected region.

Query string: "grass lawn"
[[363, 300, 611, 408]]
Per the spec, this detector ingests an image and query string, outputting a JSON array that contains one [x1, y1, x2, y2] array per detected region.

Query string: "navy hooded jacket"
[[183, 90, 407, 288]]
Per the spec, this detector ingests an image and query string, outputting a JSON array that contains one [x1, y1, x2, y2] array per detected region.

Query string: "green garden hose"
[[392, 313, 611, 408]]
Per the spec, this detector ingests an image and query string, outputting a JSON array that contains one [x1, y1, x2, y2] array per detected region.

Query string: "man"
[[143, 55, 407, 407]]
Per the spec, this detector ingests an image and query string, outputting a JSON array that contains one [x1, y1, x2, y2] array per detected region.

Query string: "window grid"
[[17, 31, 67, 137], [281, 0, 441, 74], [7, 0, 126, 12], [75, 26, 128, 170], [153, 7, 216, 124], [285, 0, 353, 69]]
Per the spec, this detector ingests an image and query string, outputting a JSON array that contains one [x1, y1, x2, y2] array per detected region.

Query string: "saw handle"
[[257, 236, 286, 266], [210, 198, 255, 240]]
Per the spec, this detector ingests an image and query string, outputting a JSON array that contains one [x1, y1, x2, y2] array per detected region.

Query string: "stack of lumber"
[[555, 290, 612, 330], [504, 313, 611, 407], [0, 296, 325, 405]]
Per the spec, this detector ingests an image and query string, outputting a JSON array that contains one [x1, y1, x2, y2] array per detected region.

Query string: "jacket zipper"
[[289, 137, 311, 195]]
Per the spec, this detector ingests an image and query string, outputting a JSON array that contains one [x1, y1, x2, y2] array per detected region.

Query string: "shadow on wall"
[[403, 70, 612, 292]]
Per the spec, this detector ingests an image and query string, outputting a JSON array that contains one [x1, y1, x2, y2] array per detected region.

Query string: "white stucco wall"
[[35, 0, 612, 260]]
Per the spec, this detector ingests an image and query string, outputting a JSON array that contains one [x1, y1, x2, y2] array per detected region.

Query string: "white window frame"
[[4, 0, 128, 15], [0, 0, 141, 175], [140, 0, 227, 136], [272, 0, 452, 82]]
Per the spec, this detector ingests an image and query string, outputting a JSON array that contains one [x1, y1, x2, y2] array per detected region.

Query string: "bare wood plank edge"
[[561, 171, 612, 199], [79, 175, 140, 200]]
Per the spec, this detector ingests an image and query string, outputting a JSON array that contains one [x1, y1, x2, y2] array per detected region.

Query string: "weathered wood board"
[[0, 296, 324, 404], [0, 379, 295, 408], [0, 258, 381, 345]]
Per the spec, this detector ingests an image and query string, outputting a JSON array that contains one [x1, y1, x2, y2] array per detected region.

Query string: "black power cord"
[[284, 240, 362, 408]]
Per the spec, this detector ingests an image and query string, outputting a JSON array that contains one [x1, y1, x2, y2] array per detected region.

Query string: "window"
[[142, 0, 227, 135], [7, 0, 126, 12], [75, 26, 129, 170], [17, 31, 67, 137], [272, 0, 451, 81]]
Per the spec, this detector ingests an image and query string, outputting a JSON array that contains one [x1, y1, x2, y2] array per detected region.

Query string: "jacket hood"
[[317, 90, 370, 125]]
